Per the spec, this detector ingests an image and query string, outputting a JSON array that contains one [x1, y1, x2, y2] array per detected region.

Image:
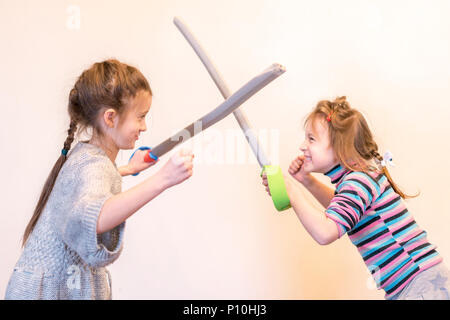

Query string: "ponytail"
[[22, 119, 78, 246]]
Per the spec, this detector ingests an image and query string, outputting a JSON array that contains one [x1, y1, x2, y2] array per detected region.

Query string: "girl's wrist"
[[300, 174, 315, 188], [153, 170, 171, 190], [118, 165, 134, 177]]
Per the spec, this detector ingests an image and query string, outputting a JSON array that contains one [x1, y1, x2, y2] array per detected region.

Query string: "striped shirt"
[[324, 164, 443, 299]]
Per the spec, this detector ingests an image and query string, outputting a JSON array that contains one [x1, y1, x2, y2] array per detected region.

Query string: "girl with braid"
[[262, 96, 449, 299], [5, 59, 194, 299]]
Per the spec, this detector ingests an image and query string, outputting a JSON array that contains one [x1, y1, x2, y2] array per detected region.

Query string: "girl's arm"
[[118, 148, 158, 177], [300, 175, 335, 208], [118, 165, 134, 177], [97, 150, 194, 234], [288, 155, 335, 208], [285, 178, 339, 245], [262, 175, 339, 245]]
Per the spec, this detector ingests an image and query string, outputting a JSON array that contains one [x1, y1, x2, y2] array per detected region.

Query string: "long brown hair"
[[305, 96, 417, 199], [22, 59, 152, 246]]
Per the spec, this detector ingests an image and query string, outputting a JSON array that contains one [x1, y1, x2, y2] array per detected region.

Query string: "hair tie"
[[61, 149, 68, 156], [326, 111, 333, 122], [380, 150, 395, 167]]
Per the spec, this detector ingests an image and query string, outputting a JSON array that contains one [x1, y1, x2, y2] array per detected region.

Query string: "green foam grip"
[[261, 165, 291, 212]]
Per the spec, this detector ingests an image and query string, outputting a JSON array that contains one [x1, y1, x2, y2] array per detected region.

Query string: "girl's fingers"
[[261, 173, 268, 185], [289, 163, 300, 174], [292, 157, 302, 166], [180, 147, 193, 157], [185, 162, 193, 170], [295, 156, 304, 167]]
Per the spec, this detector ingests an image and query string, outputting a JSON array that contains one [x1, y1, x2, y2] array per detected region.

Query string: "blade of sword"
[[150, 63, 285, 158], [174, 16, 284, 167]]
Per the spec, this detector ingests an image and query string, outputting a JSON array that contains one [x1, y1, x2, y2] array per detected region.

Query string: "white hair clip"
[[380, 150, 395, 167]]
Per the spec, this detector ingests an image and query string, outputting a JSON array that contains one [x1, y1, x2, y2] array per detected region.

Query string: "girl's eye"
[[309, 136, 315, 142]]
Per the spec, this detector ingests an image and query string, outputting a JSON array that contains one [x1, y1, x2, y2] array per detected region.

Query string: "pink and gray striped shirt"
[[324, 164, 443, 299]]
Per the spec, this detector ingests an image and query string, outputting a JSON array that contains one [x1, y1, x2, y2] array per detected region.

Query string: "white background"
[[1, 0, 449, 299]]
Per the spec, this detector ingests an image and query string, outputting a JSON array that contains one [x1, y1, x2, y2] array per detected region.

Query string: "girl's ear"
[[103, 108, 118, 128]]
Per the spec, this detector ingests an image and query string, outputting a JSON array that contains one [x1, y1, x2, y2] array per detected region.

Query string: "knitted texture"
[[5, 141, 125, 300]]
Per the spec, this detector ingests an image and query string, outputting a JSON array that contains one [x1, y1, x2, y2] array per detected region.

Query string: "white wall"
[[1, 0, 449, 299]]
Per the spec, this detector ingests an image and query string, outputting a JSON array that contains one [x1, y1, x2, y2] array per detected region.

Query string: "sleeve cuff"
[[325, 209, 347, 239], [81, 195, 125, 267]]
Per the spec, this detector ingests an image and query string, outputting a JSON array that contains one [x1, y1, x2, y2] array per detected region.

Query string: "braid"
[[62, 118, 78, 157], [370, 149, 417, 199], [22, 118, 78, 246], [370, 150, 383, 163]]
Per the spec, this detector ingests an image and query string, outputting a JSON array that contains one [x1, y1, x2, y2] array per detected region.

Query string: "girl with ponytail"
[[5, 59, 194, 299], [262, 96, 449, 299]]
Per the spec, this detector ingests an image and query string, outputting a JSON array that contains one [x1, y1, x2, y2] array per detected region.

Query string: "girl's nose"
[[299, 141, 307, 152]]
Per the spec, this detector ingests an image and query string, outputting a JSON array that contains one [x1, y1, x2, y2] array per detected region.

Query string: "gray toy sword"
[[173, 16, 291, 211], [149, 63, 285, 158], [130, 64, 285, 171]]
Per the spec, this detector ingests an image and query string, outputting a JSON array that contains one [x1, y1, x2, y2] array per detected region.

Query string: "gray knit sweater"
[[5, 141, 125, 300]]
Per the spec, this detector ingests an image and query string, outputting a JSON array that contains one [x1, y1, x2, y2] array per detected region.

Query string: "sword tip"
[[271, 63, 287, 75]]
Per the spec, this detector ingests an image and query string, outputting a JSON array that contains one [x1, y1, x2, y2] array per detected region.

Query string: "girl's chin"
[[304, 162, 324, 174], [303, 162, 315, 172], [120, 142, 136, 150]]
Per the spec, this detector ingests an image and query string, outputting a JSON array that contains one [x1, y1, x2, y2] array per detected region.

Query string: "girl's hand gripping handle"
[[261, 165, 291, 212], [129, 146, 159, 176]]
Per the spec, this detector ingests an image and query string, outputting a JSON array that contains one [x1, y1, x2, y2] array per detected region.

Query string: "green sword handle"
[[261, 165, 291, 211]]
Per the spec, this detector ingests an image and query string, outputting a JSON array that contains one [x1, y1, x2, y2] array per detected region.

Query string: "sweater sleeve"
[[325, 172, 379, 238], [55, 154, 125, 268]]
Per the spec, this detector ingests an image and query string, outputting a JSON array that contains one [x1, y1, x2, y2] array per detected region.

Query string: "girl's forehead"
[[306, 117, 328, 136], [129, 90, 152, 112]]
